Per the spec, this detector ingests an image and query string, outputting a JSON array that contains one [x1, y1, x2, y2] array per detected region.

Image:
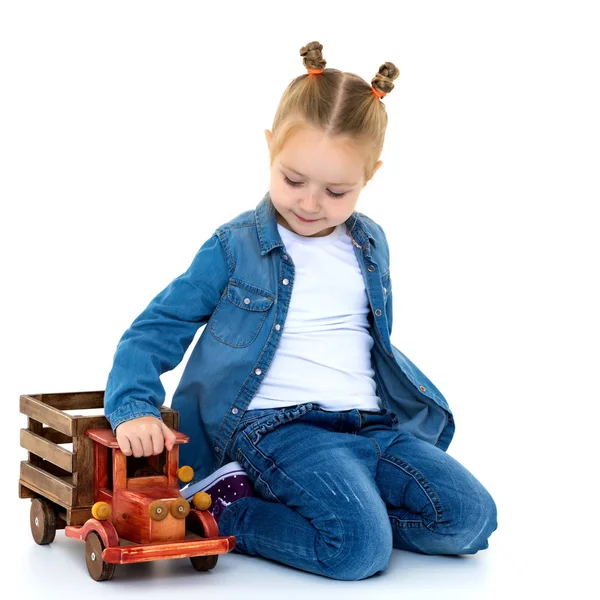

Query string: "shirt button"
[[274, 324, 281, 331], [368, 265, 376, 272], [283, 254, 289, 260], [214, 446, 221, 453], [419, 385, 427, 392], [243, 297, 251, 305], [374, 309, 382, 316], [282, 278, 289, 285], [231, 407, 239, 414], [254, 368, 262, 376]]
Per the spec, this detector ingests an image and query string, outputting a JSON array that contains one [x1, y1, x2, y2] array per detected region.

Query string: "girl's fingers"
[[140, 432, 154, 457], [150, 428, 165, 455], [129, 435, 144, 458], [117, 432, 133, 456], [160, 422, 177, 451]]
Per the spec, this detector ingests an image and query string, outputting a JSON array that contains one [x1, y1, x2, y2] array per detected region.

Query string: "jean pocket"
[[235, 448, 281, 502], [235, 408, 279, 433], [246, 402, 315, 446]]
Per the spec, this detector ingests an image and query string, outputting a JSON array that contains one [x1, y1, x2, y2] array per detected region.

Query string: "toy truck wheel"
[[30, 498, 57, 545], [187, 514, 218, 571], [190, 553, 218, 571], [85, 531, 115, 581]]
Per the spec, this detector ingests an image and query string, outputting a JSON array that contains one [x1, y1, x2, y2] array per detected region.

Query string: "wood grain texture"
[[73, 433, 94, 505], [20, 461, 74, 506], [39, 391, 105, 410], [102, 535, 235, 564], [20, 429, 73, 472], [20, 396, 73, 436]]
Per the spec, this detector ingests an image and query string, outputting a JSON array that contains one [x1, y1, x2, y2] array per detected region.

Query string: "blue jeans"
[[220, 403, 498, 581]]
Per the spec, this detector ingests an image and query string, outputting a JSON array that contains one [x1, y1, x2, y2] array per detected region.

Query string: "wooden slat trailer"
[[19, 391, 236, 580]]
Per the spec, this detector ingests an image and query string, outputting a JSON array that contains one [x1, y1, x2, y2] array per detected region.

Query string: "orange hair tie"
[[371, 86, 387, 99], [307, 68, 324, 74]]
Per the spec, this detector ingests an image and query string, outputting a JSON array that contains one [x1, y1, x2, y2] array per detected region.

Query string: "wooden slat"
[[20, 429, 73, 472], [73, 433, 94, 505], [20, 395, 73, 436], [41, 426, 72, 445], [63, 506, 93, 527], [161, 407, 179, 430], [38, 390, 105, 410], [74, 415, 111, 436], [27, 418, 45, 467], [19, 481, 37, 499], [20, 462, 74, 507]]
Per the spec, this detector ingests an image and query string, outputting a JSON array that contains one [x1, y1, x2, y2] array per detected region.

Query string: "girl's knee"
[[433, 485, 498, 555], [319, 512, 393, 580]]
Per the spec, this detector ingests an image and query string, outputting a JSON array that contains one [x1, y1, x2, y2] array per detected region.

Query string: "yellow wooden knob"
[[177, 465, 194, 483], [192, 492, 212, 510], [91, 501, 111, 521]]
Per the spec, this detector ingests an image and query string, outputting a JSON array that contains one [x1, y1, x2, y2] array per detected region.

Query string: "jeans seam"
[[388, 515, 425, 529], [369, 438, 382, 460], [380, 453, 445, 530]]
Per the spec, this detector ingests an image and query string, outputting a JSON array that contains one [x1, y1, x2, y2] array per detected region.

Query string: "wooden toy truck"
[[19, 391, 236, 580]]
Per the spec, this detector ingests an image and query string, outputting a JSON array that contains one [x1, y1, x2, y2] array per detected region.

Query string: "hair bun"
[[300, 41, 327, 71], [372, 62, 399, 95]]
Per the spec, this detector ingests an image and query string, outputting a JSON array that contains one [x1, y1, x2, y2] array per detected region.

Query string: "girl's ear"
[[364, 160, 383, 186], [265, 129, 272, 148], [372, 160, 383, 178]]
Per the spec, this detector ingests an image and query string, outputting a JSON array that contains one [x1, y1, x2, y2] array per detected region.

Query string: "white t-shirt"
[[247, 222, 381, 412]]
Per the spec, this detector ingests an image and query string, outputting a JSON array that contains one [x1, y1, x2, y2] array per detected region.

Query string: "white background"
[[1, 1, 598, 597]]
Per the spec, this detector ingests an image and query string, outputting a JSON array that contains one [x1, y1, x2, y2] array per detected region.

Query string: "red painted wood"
[[113, 448, 126, 491], [188, 509, 220, 538], [87, 429, 189, 448], [65, 518, 119, 549], [93, 440, 108, 501], [127, 475, 168, 489], [167, 445, 179, 486], [102, 535, 236, 564]]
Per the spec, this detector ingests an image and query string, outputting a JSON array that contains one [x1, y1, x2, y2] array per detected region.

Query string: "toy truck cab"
[[64, 428, 236, 580]]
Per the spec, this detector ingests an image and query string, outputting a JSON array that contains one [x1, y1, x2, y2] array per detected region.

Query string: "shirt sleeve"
[[104, 232, 230, 431]]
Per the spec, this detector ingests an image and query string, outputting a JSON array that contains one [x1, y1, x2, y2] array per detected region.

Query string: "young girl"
[[104, 41, 498, 581]]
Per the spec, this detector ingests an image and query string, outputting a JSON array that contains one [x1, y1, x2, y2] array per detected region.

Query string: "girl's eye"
[[283, 175, 346, 199]]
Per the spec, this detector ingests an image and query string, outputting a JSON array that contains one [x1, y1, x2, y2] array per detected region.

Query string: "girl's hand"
[[115, 415, 177, 457]]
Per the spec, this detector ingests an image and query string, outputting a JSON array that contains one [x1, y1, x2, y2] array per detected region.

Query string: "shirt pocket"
[[209, 279, 274, 348]]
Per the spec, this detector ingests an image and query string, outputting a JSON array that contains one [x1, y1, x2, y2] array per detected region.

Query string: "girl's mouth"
[[294, 212, 320, 223]]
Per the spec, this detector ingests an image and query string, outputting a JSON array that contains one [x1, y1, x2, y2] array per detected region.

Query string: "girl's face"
[[266, 127, 382, 237]]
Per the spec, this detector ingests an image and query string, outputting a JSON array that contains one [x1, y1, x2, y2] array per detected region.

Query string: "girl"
[[104, 41, 498, 581]]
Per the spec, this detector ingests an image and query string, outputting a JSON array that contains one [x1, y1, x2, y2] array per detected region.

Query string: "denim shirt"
[[104, 191, 455, 483]]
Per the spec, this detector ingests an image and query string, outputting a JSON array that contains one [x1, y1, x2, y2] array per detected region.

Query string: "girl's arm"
[[104, 232, 230, 452]]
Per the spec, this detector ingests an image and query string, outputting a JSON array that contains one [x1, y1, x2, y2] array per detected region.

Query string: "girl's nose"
[[299, 190, 320, 213]]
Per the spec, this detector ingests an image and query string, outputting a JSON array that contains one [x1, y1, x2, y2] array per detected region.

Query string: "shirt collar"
[[255, 190, 377, 256]]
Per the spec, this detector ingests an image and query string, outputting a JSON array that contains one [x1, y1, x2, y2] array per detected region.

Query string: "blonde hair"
[[268, 41, 400, 185]]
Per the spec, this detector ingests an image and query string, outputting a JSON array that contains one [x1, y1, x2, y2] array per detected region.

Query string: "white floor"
[[7, 462, 590, 600]]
